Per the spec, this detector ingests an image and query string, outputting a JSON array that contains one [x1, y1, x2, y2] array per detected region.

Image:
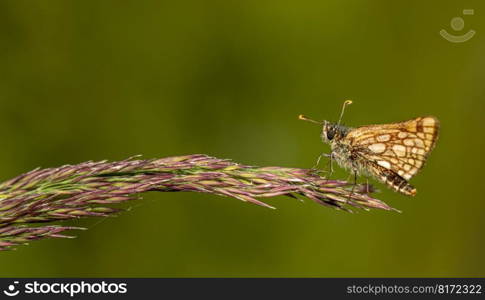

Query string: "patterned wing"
[[346, 116, 439, 195]]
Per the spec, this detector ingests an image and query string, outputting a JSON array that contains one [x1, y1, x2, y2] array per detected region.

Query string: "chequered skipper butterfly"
[[299, 101, 439, 196]]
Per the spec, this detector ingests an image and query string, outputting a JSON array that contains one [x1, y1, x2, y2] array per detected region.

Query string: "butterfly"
[[299, 100, 439, 196]]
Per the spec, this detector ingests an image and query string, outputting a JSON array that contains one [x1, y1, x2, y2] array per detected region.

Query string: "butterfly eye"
[[326, 128, 335, 140]]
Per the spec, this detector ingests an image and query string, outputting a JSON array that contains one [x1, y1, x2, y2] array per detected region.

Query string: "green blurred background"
[[0, 0, 484, 277]]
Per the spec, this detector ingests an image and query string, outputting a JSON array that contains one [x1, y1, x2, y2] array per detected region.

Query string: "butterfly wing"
[[346, 116, 439, 195]]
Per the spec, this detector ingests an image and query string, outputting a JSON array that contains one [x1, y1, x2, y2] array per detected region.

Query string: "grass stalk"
[[0, 154, 394, 250]]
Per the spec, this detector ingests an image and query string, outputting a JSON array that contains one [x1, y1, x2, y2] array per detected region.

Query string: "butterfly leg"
[[348, 170, 358, 200], [328, 152, 334, 177], [311, 153, 332, 173], [312, 153, 324, 170], [344, 159, 359, 201]]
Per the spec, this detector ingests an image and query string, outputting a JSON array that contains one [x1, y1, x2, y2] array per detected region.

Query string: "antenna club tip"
[[298, 114, 321, 124], [344, 99, 353, 105]]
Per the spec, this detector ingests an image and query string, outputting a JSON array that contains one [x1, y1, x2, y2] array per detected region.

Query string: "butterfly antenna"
[[337, 100, 353, 126], [298, 114, 322, 125]]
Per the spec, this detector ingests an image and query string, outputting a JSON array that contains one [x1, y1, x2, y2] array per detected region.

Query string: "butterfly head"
[[321, 121, 347, 144], [299, 100, 353, 145]]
